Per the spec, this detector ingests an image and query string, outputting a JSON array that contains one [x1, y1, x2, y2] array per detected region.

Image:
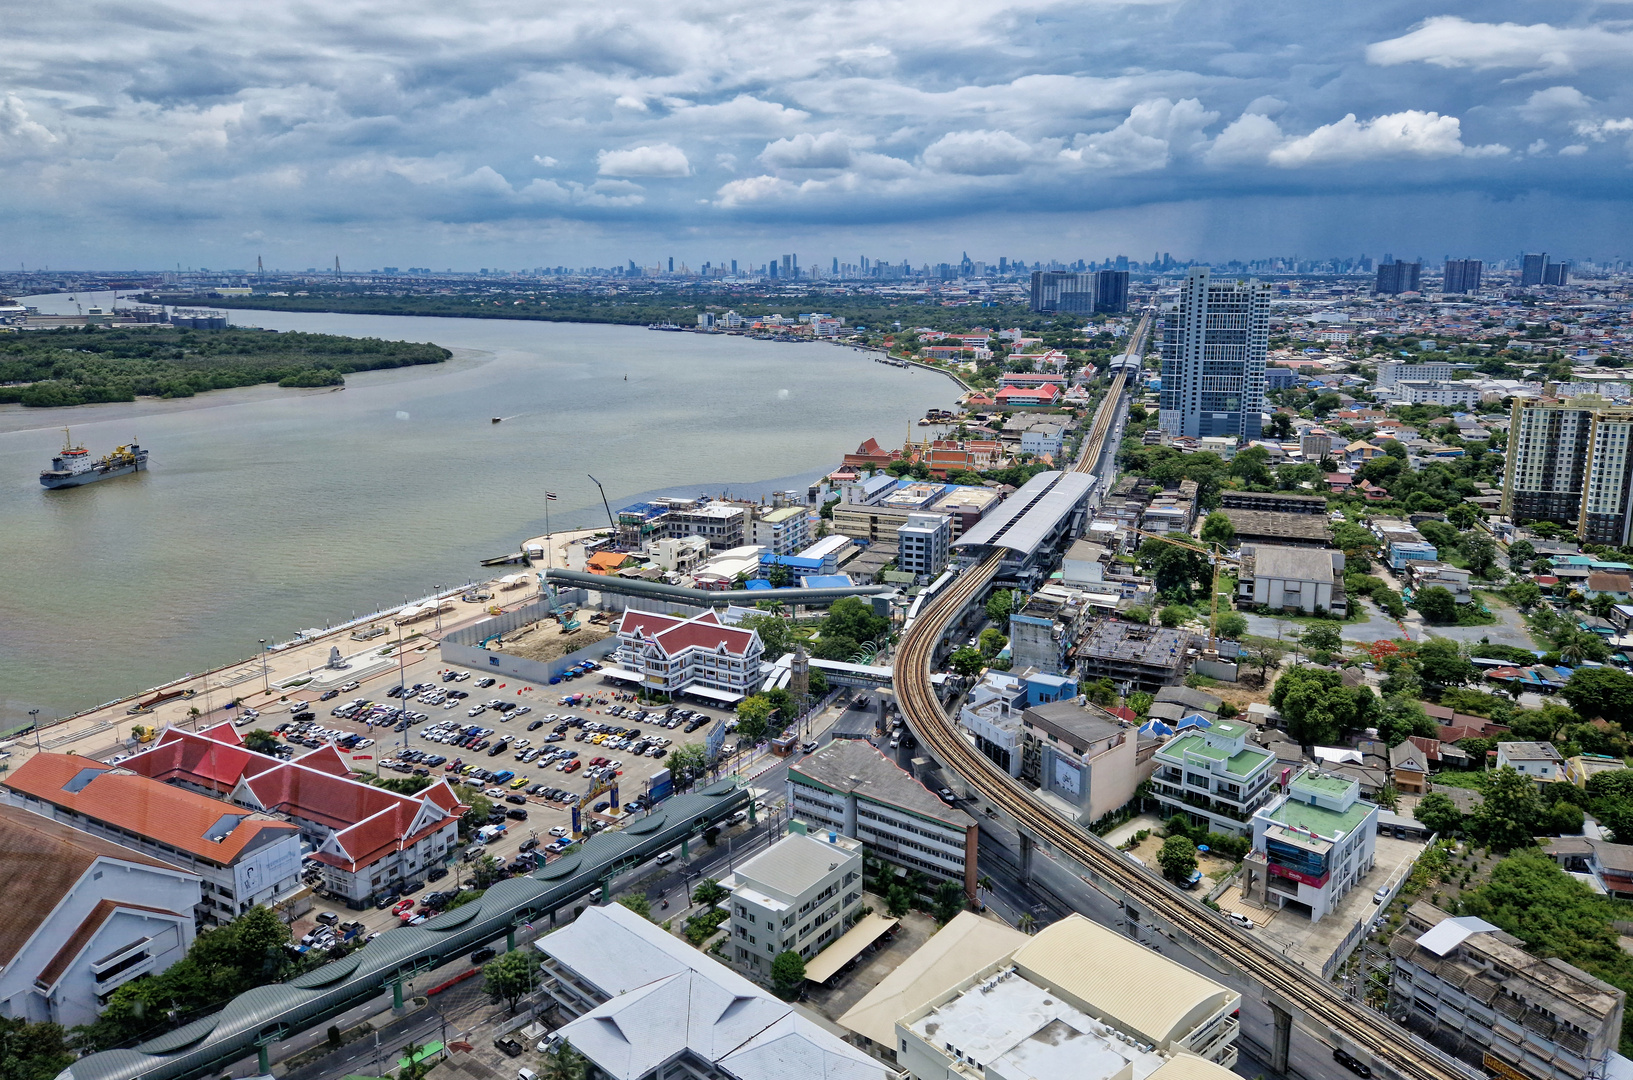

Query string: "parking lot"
[[240, 644, 754, 920]]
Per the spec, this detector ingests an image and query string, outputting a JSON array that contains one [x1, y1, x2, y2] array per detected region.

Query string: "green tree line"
[[0, 325, 450, 407]]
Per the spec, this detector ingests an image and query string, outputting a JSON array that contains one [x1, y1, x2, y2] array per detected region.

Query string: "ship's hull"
[[41, 459, 146, 489]]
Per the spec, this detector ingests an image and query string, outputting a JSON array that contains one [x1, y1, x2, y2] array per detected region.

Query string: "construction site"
[[1074, 620, 1191, 690]]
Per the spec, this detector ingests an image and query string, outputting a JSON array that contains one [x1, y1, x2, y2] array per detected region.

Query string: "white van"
[[519, 1069, 538, 1080]]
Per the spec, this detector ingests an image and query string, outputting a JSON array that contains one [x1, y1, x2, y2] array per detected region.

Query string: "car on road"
[[1333, 1048, 1372, 1078], [471, 946, 497, 964], [1225, 911, 1255, 929], [320, 689, 340, 701], [655, 851, 676, 865]]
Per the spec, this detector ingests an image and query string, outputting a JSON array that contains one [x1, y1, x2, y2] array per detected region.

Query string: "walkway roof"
[[802, 913, 899, 983]]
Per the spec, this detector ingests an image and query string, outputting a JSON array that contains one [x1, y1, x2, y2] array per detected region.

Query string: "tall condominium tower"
[[1442, 259, 1483, 294], [1521, 253, 1549, 286], [1158, 268, 1270, 440], [1374, 260, 1423, 295], [1502, 397, 1633, 544]]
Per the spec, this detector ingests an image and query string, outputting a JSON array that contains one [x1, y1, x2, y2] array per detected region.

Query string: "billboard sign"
[[705, 720, 728, 762], [648, 768, 673, 804]]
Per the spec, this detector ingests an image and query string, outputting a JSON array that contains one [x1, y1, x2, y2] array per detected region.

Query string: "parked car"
[[471, 946, 497, 964]]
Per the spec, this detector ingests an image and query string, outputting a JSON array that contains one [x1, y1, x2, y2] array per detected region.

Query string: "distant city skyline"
[[7, 2, 1633, 267]]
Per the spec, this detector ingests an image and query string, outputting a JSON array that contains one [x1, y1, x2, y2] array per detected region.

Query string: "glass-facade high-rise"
[[1158, 268, 1270, 441]]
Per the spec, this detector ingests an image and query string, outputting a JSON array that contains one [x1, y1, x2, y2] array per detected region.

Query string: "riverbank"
[[4, 292, 957, 731]]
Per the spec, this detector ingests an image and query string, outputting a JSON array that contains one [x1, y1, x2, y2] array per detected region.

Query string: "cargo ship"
[[40, 430, 149, 489]]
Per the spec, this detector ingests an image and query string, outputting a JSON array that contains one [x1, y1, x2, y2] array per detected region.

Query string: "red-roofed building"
[[613, 609, 765, 704], [994, 384, 1061, 407], [841, 437, 903, 470], [2, 753, 303, 926], [120, 728, 466, 909]]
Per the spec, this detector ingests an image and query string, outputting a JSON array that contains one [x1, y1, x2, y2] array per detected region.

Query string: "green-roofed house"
[[1242, 771, 1379, 922], [1149, 720, 1279, 836]]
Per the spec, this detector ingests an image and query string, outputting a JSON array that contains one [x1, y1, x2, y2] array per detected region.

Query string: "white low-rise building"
[[535, 902, 896, 1080], [1393, 381, 1483, 407], [613, 608, 765, 703], [722, 831, 863, 977], [0, 804, 202, 1027], [1243, 772, 1378, 923], [1236, 544, 1347, 616], [897, 512, 951, 584]]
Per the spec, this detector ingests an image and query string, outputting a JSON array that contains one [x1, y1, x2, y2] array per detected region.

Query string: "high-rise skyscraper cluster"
[[1027, 270, 1130, 314], [1158, 267, 1270, 441], [1521, 253, 1571, 287], [1503, 397, 1633, 545]]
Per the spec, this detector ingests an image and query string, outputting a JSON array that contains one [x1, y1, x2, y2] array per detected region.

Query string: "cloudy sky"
[[6, 0, 1633, 269]]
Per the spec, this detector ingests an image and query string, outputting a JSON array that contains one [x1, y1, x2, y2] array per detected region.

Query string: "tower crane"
[[1130, 527, 1241, 655]]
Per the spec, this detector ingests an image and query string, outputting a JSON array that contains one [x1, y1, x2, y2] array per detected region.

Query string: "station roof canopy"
[[684, 685, 745, 704], [952, 471, 1095, 557], [596, 667, 646, 684], [802, 913, 899, 983]]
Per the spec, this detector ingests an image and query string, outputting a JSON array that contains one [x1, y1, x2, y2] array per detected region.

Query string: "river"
[[0, 293, 957, 729]]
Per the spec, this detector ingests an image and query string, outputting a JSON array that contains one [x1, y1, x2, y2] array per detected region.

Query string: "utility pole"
[[259, 639, 270, 693]]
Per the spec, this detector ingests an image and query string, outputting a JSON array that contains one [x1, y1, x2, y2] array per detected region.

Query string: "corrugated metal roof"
[[952, 471, 1094, 556], [1011, 914, 1236, 1047], [802, 913, 898, 983], [733, 833, 858, 901]]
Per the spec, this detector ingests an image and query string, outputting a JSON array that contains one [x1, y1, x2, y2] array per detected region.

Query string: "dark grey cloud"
[[5, 0, 1633, 267]]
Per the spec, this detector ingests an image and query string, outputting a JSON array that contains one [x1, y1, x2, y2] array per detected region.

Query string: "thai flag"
[[545, 492, 558, 501]]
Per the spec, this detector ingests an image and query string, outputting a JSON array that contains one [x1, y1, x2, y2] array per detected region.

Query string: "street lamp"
[[29, 709, 40, 755], [258, 639, 269, 692]]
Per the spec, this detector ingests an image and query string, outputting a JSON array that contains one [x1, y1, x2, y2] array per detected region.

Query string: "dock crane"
[[587, 474, 618, 540], [1130, 527, 1241, 655]]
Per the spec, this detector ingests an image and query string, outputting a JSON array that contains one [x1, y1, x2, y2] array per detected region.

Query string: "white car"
[[1225, 911, 1254, 930], [549, 826, 569, 837]]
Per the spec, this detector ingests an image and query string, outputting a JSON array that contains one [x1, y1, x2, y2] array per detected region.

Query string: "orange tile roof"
[[3, 755, 298, 867], [121, 728, 465, 872], [0, 803, 192, 967]]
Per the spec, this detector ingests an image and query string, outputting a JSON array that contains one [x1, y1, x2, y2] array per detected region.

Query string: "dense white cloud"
[[595, 143, 691, 177], [1367, 17, 1633, 74], [2, 0, 1633, 264]]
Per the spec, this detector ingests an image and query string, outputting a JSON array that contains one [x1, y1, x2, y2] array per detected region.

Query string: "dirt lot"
[[498, 620, 611, 664]]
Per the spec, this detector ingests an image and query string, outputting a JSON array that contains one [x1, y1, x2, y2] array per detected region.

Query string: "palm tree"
[[539, 1040, 587, 1080], [1017, 913, 1036, 935]]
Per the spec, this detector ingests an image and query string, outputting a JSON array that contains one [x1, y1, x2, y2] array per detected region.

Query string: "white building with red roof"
[[121, 725, 466, 909], [612, 610, 764, 704]]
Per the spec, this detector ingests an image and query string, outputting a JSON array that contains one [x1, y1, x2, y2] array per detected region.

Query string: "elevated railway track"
[[894, 315, 1474, 1080]]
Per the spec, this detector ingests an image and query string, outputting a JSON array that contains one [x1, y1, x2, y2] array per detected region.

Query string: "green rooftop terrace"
[[1268, 792, 1374, 839]]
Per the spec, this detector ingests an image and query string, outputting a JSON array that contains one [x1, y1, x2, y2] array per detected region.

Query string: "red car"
[[392, 899, 415, 916], [563, 760, 582, 773]]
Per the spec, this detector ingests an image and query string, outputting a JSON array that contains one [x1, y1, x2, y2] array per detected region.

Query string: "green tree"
[[978, 628, 1007, 657], [932, 880, 967, 924], [460, 792, 495, 837], [1415, 585, 1458, 624], [1563, 666, 1633, 725], [691, 878, 730, 907], [1413, 791, 1465, 835], [822, 597, 888, 646], [1200, 512, 1237, 550], [948, 647, 986, 678], [735, 695, 774, 744], [1446, 504, 1480, 530], [738, 613, 791, 659], [0, 1017, 74, 1080], [985, 589, 1017, 623], [1214, 611, 1248, 640], [1157, 835, 1198, 883], [1503, 580, 1543, 611], [1270, 668, 1378, 745], [1506, 540, 1536, 570], [617, 893, 654, 921], [1139, 534, 1211, 601], [1416, 639, 1479, 688], [243, 728, 280, 755], [399, 1044, 435, 1080], [1268, 411, 1294, 439], [537, 1040, 588, 1080], [770, 951, 807, 1000], [1228, 446, 1273, 487], [1299, 622, 1343, 661], [483, 949, 539, 1012], [885, 883, 913, 918], [1461, 533, 1499, 578], [1159, 604, 1192, 628], [665, 743, 707, 787], [1377, 694, 1434, 746], [1471, 766, 1544, 852]]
